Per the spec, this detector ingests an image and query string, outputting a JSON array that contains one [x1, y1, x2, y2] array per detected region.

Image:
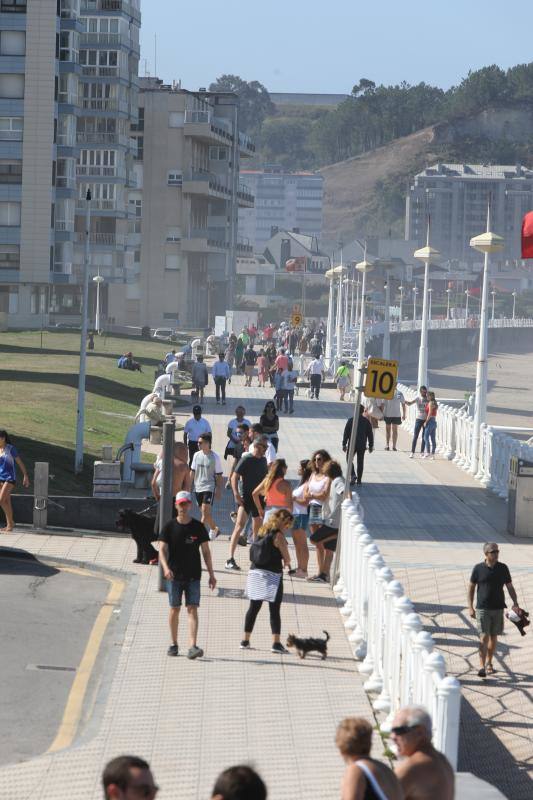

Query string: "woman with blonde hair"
[[252, 458, 292, 521], [241, 509, 293, 654], [336, 717, 402, 800]]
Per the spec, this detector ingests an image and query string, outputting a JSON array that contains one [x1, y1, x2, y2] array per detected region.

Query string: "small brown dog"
[[286, 630, 330, 659]]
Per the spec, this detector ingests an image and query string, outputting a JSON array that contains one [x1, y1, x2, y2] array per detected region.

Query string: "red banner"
[[521, 211, 533, 258]]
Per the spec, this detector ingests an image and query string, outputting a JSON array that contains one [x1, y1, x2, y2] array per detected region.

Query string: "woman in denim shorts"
[[291, 459, 313, 578]]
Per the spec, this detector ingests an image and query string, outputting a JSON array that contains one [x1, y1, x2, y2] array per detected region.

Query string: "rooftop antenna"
[[154, 34, 157, 78]]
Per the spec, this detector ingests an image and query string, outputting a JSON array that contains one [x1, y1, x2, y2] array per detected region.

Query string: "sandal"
[[486, 664, 496, 674]]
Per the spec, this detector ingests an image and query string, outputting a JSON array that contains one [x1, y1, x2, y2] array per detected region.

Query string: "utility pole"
[[74, 189, 92, 474]]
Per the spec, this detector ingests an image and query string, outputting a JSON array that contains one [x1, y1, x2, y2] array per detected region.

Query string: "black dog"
[[116, 509, 158, 564], [286, 630, 330, 659]]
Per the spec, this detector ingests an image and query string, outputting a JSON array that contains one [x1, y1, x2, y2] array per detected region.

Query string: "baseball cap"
[[192, 405, 202, 414], [175, 491, 192, 504]]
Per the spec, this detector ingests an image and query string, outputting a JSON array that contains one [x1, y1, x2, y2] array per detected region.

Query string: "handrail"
[[335, 498, 461, 769]]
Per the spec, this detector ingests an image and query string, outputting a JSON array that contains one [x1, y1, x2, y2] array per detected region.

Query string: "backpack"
[[250, 532, 276, 568]]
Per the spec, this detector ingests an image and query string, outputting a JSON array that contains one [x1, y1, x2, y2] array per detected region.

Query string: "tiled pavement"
[[1, 375, 532, 798]]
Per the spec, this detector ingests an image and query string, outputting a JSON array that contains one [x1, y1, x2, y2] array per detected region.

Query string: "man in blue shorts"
[[159, 491, 216, 659]]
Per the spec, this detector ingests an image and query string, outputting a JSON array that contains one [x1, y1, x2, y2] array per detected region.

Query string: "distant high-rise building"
[[239, 165, 323, 252], [0, 0, 140, 328], [128, 79, 255, 329], [406, 163, 533, 266]]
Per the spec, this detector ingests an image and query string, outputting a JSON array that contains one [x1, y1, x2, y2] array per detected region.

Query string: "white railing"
[[335, 498, 461, 769], [398, 382, 533, 499]]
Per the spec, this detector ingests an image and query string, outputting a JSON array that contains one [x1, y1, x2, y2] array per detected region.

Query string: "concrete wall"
[[368, 326, 533, 375], [11, 495, 153, 533]]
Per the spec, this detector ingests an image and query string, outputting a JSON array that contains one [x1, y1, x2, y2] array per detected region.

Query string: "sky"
[[140, 0, 533, 95]]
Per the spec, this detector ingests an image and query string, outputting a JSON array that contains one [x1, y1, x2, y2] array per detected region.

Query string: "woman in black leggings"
[[241, 509, 293, 654]]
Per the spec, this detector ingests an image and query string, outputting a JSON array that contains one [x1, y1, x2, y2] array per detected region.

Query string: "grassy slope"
[[0, 330, 184, 495]]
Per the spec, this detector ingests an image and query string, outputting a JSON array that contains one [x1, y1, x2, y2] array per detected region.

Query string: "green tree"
[[259, 117, 313, 168], [209, 74, 275, 133]]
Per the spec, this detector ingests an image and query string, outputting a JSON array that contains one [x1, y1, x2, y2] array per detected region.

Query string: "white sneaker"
[[409, 453, 414, 459]]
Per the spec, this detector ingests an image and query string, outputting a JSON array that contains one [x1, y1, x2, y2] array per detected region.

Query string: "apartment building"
[[406, 163, 533, 267], [0, 0, 140, 328], [126, 79, 255, 329], [239, 165, 323, 252]]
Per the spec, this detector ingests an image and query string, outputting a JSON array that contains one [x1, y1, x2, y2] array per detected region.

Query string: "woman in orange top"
[[253, 459, 292, 521]]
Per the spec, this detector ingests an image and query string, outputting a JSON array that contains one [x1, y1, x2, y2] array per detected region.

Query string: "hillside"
[[319, 105, 533, 247]]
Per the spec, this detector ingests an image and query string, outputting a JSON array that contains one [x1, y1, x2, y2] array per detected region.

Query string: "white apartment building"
[[126, 79, 255, 329], [0, 0, 140, 328], [406, 163, 533, 267], [239, 165, 323, 252]]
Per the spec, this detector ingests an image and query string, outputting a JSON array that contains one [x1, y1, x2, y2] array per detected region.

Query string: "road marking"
[[47, 564, 125, 753]]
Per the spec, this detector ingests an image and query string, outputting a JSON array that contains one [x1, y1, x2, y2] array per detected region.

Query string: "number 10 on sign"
[[364, 358, 398, 399]]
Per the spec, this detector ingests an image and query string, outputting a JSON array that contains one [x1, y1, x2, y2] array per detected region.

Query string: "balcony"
[[183, 110, 233, 145], [77, 165, 125, 180], [81, 65, 119, 78], [56, 175, 77, 190], [181, 227, 228, 253], [80, 32, 138, 54], [182, 170, 231, 200], [79, 98, 129, 114], [236, 237, 253, 255], [237, 182, 254, 208], [239, 132, 255, 157], [74, 231, 126, 247], [80, 0, 141, 23], [76, 197, 118, 212], [76, 132, 133, 148]]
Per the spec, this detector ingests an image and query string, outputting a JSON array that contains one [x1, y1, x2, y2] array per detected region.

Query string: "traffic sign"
[[291, 313, 303, 327], [364, 357, 398, 399]]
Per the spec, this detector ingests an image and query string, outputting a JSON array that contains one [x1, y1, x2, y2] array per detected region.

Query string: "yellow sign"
[[364, 357, 398, 399], [291, 313, 303, 327]]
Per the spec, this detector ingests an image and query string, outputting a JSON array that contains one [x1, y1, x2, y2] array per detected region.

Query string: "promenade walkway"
[[0, 376, 531, 799]]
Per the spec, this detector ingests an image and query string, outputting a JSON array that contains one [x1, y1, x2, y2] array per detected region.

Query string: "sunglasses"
[[391, 724, 418, 736], [487, 549, 499, 554]]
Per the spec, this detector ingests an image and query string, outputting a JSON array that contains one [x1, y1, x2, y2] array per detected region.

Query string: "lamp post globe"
[[93, 273, 104, 334]]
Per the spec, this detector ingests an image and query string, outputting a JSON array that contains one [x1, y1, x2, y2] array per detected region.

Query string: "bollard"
[[33, 462, 49, 530], [157, 419, 175, 592]]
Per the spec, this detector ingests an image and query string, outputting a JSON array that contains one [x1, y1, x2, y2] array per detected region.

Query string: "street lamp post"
[[398, 285, 404, 325], [412, 286, 418, 322], [93, 272, 104, 334], [491, 290, 496, 321], [446, 288, 451, 320], [465, 289, 469, 320], [382, 280, 391, 359], [414, 225, 440, 392], [428, 287, 433, 322], [355, 254, 374, 370], [324, 268, 336, 368], [512, 290, 517, 320], [469, 205, 504, 476], [354, 277, 361, 329], [74, 189, 92, 474], [336, 265, 345, 360]]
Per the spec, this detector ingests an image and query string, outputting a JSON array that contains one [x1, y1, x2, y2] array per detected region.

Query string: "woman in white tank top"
[[305, 449, 331, 535]]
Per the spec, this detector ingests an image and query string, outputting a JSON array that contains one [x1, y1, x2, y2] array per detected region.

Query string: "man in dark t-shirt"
[[468, 542, 519, 678], [159, 491, 216, 660], [226, 438, 268, 571]]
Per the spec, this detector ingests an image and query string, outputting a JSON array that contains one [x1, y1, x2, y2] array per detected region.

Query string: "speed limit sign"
[[364, 357, 398, 399]]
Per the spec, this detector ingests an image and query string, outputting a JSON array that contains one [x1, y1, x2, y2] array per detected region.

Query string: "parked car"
[[152, 327, 176, 342]]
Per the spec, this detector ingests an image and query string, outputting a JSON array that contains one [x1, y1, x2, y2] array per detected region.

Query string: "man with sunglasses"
[[226, 438, 268, 571], [468, 542, 519, 677], [391, 706, 454, 800]]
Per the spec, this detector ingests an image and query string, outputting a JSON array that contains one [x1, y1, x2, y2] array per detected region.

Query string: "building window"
[[0, 74, 24, 99], [168, 112, 184, 128], [0, 30, 26, 55], [134, 135, 143, 161], [0, 117, 23, 140], [165, 254, 180, 270], [0, 201, 21, 226], [0, 245, 19, 269], [0, 0, 26, 12], [166, 227, 181, 242], [209, 146, 228, 161], [167, 170, 182, 186], [0, 160, 22, 183]]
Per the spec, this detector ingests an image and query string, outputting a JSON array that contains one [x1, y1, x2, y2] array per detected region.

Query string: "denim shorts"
[[292, 513, 309, 532], [166, 578, 201, 608]]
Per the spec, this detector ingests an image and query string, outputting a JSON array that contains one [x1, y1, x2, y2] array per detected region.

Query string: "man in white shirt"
[[190, 433, 223, 539], [183, 405, 212, 466], [307, 356, 324, 399], [382, 389, 406, 451], [283, 361, 298, 414], [212, 353, 231, 405]]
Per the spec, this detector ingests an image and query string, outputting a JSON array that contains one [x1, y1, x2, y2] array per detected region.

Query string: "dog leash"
[[138, 502, 158, 515], [288, 571, 303, 635]]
